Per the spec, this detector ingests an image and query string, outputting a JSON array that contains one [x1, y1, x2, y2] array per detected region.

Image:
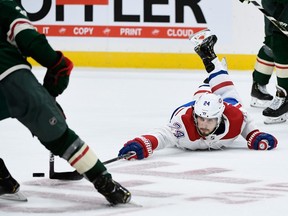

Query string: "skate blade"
[[250, 97, 272, 108], [0, 191, 28, 202], [107, 201, 142, 208], [264, 113, 287, 124], [189, 29, 211, 47]]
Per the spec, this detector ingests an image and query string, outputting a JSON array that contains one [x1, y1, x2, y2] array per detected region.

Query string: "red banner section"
[[56, 0, 108, 5], [35, 25, 206, 39]]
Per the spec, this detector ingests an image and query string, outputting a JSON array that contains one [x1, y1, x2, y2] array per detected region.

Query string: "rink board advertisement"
[[19, 0, 264, 69]]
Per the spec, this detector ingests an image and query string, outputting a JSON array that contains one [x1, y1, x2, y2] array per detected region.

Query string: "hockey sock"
[[273, 33, 288, 92], [83, 161, 110, 183], [253, 45, 274, 85], [67, 142, 104, 175]]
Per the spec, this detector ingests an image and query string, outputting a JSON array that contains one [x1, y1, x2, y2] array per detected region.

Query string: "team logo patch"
[[49, 117, 57, 125]]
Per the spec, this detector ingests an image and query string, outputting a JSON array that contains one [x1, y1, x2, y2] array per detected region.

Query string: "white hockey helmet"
[[193, 93, 225, 128]]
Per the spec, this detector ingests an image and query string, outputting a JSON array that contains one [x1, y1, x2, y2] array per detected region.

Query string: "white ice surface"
[[0, 67, 287, 216]]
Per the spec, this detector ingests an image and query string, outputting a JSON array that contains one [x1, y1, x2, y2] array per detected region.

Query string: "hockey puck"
[[33, 173, 45, 177]]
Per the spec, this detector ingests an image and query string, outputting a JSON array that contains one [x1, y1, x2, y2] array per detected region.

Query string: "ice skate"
[[0, 159, 26, 201], [0, 159, 20, 196], [0, 175, 20, 196], [263, 85, 288, 124], [94, 173, 131, 205], [250, 82, 273, 108], [189, 29, 217, 73]]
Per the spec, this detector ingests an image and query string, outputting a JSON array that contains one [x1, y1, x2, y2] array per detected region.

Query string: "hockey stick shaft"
[[103, 152, 136, 165], [49, 152, 55, 177], [249, 0, 288, 37]]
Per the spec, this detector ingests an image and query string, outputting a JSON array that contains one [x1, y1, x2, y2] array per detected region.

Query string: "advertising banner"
[[19, 0, 263, 69]]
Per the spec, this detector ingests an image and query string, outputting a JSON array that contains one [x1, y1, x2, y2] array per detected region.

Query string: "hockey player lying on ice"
[[118, 29, 278, 160]]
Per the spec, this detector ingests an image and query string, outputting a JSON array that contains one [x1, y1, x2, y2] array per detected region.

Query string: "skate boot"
[[93, 173, 131, 205], [0, 159, 20, 195], [263, 85, 288, 124], [189, 29, 217, 73], [250, 82, 273, 108]]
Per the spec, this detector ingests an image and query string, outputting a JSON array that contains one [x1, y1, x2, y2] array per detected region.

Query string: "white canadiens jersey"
[[149, 104, 254, 151], [144, 58, 257, 151]]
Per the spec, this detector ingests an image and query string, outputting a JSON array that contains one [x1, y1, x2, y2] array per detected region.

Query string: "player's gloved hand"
[[246, 130, 277, 150], [43, 51, 73, 97], [118, 137, 153, 160]]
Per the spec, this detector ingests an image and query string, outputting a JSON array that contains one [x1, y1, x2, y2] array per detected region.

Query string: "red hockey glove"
[[246, 130, 277, 150], [118, 136, 154, 160], [43, 51, 73, 97]]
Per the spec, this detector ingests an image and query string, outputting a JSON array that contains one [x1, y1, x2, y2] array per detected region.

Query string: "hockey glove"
[[43, 51, 73, 97], [246, 130, 277, 150], [118, 137, 153, 160]]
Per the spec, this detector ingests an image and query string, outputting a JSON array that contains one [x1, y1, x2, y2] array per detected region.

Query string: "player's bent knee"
[[41, 128, 79, 156]]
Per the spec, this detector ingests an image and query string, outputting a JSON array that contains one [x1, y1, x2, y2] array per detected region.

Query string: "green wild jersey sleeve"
[[0, 0, 58, 68], [276, 0, 288, 3]]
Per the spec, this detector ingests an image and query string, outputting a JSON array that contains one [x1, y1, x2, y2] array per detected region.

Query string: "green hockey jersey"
[[0, 0, 58, 81]]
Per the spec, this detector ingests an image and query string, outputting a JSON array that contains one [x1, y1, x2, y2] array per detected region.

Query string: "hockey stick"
[[103, 151, 136, 165], [49, 153, 83, 180], [49, 152, 136, 180], [249, 0, 288, 37]]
